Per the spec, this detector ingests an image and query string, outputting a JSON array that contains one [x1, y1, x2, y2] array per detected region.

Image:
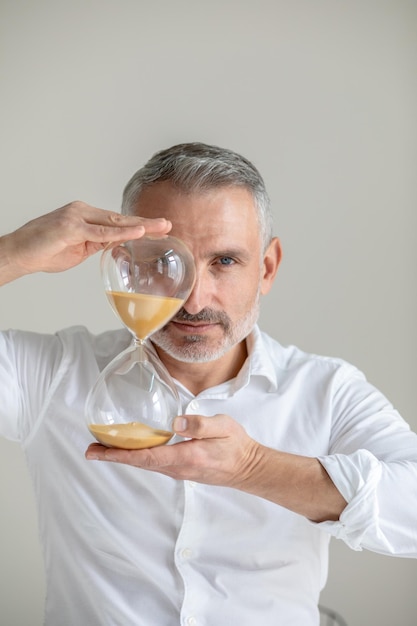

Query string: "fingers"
[[65, 202, 172, 243], [83, 218, 169, 244], [85, 441, 185, 470]]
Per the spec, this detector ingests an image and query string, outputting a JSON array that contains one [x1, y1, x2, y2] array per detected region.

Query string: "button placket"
[[175, 477, 200, 624], [177, 395, 210, 626]]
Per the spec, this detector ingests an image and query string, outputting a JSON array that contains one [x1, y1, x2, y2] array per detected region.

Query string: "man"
[[1, 143, 416, 625]]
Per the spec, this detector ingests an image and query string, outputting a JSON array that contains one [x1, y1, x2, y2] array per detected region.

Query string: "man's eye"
[[218, 257, 234, 266]]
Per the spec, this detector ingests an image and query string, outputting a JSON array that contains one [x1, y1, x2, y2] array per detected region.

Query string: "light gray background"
[[1, 1, 416, 624]]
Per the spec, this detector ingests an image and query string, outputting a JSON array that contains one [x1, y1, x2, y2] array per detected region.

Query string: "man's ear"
[[260, 237, 282, 295]]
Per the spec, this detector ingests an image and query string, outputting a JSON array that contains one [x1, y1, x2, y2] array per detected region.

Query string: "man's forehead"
[[131, 184, 261, 254], [133, 182, 258, 221]]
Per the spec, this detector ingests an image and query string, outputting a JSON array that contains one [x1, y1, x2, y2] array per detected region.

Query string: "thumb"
[[173, 414, 230, 439], [173, 416, 190, 434]]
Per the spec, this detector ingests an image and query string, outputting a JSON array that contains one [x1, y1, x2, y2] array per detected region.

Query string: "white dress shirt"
[[1, 325, 416, 626]]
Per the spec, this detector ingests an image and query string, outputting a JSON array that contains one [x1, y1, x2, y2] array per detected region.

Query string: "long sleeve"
[[316, 365, 417, 555], [0, 329, 64, 441]]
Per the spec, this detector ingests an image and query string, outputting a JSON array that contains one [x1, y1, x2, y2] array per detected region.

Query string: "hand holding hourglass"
[[85, 235, 196, 449]]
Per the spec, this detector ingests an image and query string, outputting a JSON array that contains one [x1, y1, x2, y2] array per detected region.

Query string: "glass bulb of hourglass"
[[85, 235, 196, 449]]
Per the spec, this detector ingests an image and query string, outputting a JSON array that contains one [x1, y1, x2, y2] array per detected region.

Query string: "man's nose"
[[182, 270, 212, 315]]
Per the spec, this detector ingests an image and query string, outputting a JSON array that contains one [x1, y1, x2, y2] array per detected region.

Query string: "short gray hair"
[[121, 142, 273, 251]]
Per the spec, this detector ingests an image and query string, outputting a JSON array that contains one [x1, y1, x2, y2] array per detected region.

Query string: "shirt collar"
[[233, 325, 279, 393], [151, 324, 280, 399]]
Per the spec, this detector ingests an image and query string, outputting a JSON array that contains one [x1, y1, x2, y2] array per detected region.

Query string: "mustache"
[[172, 307, 231, 328]]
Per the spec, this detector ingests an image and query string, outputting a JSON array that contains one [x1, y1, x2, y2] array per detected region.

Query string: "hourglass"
[[85, 235, 196, 449]]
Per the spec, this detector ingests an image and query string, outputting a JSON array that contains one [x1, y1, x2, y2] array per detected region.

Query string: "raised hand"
[[0, 201, 171, 285]]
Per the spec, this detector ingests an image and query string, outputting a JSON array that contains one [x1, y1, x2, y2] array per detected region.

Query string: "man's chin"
[[152, 334, 228, 364]]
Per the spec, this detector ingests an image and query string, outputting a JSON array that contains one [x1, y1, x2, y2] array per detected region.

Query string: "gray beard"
[[151, 301, 260, 364]]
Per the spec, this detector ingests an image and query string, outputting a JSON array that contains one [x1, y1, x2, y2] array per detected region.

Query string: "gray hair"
[[121, 142, 273, 251]]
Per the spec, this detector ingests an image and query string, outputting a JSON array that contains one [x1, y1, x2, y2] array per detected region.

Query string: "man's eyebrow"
[[206, 248, 251, 261]]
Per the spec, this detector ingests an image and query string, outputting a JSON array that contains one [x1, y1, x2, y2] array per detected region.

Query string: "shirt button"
[[181, 548, 193, 559], [188, 481, 196, 488], [188, 400, 199, 411], [186, 617, 197, 626]]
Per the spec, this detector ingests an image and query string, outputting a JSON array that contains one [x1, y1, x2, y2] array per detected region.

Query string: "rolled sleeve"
[[317, 449, 417, 556]]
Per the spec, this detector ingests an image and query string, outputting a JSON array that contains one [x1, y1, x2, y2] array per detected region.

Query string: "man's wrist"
[[0, 233, 30, 286]]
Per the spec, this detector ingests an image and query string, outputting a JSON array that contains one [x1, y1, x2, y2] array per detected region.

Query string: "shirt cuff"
[[314, 449, 382, 550]]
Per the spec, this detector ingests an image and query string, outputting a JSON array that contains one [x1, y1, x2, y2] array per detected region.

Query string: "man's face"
[[133, 182, 275, 364]]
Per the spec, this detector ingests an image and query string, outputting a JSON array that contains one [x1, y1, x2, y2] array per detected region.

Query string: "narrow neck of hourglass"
[[131, 337, 148, 362], [133, 336, 148, 347]]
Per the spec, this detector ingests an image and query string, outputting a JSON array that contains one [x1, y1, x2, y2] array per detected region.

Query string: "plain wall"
[[1, 1, 416, 624]]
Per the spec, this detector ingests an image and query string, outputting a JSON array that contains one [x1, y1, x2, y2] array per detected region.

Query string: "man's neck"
[[154, 340, 248, 396]]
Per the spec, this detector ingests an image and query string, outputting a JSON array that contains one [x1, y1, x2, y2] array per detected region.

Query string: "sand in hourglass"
[[88, 291, 182, 448], [89, 422, 173, 449], [106, 291, 183, 340]]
